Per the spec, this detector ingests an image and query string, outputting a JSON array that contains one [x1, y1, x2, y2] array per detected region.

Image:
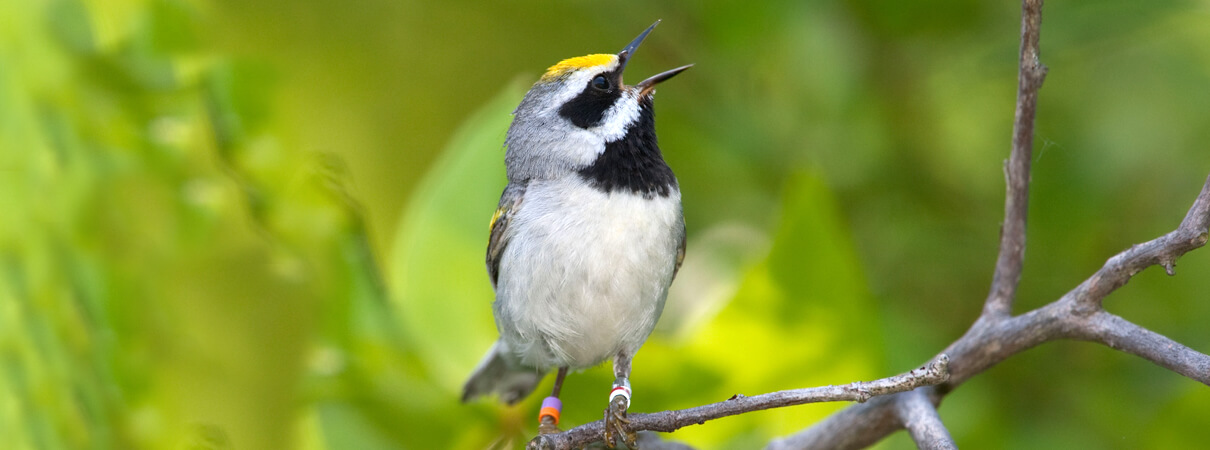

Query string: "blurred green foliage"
[[3, 0, 1209, 449]]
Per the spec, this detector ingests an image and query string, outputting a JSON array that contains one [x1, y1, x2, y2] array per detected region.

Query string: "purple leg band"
[[542, 396, 563, 411]]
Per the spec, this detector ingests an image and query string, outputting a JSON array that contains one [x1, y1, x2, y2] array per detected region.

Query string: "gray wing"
[[486, 182, 526, 288]]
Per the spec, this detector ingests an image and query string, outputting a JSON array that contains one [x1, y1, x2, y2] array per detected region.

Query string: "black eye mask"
[[558, 67, 624, 129]]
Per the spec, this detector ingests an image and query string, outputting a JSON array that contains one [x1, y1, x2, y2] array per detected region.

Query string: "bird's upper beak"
[[617, 20, 693, 97]]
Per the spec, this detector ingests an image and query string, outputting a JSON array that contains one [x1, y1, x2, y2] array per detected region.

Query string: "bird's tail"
[[462, 340, 546, 405]]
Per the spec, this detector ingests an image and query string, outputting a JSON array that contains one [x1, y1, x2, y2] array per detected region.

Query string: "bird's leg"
[[538, 367, 568, 435], [602, 352, 637, 448]]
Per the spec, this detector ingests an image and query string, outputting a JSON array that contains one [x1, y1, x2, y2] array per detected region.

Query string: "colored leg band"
[[609, 379, 632, 405], [539, 396, 562, 424]]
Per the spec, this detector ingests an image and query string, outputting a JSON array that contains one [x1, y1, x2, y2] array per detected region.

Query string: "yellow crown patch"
[[541, 54, 616, 81]]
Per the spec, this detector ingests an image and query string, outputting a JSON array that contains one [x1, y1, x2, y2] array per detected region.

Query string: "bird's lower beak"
[[636, 64, 693, 97]]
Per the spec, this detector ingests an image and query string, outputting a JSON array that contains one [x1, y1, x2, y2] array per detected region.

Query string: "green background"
[[3, 0, 1209, 448]]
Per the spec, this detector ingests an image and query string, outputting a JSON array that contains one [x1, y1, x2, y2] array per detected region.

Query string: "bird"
[[461, 20, 690, 447]]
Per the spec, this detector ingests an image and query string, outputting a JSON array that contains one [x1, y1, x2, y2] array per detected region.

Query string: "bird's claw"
[[602, 395, 636, 448]]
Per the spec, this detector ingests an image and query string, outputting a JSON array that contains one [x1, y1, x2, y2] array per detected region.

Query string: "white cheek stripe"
[[593, 91, 641, 144], [544, 63, 641, 154]]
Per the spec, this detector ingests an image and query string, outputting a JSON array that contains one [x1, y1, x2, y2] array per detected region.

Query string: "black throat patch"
[[577, 96, 677, 198]]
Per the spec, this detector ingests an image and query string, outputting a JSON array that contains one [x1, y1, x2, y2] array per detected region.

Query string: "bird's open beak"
[[617, 20, 693, 96]]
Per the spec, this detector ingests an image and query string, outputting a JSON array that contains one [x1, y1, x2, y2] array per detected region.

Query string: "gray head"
[[504, 21, 692, 184]]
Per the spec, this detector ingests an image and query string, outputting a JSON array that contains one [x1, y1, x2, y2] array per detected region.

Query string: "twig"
[[1067, 173, 1210, 313], [895, 390, 956, 450], [1067, 310, 1210, 384], [984, 0, 1048, 319], [526, 356, 951, 450]]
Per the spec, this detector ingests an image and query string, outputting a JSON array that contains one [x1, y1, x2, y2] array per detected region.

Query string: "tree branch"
[[1067, 310, 1210, 385], [895, 390, 956, 450], [775, 172, 1210, 448], [1066, 173, 1210, 314], [984, 0, 1047, 319], [765, 394, 902, 450], [526, 356, 951, 450]]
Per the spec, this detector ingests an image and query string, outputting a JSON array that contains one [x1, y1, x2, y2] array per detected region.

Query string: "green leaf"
[[388, 81, 523, 391]]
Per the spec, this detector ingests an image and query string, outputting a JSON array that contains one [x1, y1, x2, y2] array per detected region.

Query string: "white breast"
[[494, 177, 683, 369]]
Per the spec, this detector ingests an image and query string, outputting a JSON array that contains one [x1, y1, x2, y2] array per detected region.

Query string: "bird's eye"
[[591, 75, 610, 91]]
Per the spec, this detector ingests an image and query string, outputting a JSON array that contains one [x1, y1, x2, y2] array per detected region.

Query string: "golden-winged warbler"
[[462, 20, 690, 447]]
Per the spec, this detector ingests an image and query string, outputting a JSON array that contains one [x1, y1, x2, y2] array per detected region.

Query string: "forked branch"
[[773, 173, 1210, 449], [526, 356, 951, 450]]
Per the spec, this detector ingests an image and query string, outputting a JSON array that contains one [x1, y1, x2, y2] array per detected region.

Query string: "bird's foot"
[[602, 392, 636, 448], [538, 416, 561, 435]]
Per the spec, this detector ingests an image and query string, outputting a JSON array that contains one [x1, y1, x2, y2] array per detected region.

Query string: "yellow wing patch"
[[541, 54, 616, 81], [488, 206, 507, 232]]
